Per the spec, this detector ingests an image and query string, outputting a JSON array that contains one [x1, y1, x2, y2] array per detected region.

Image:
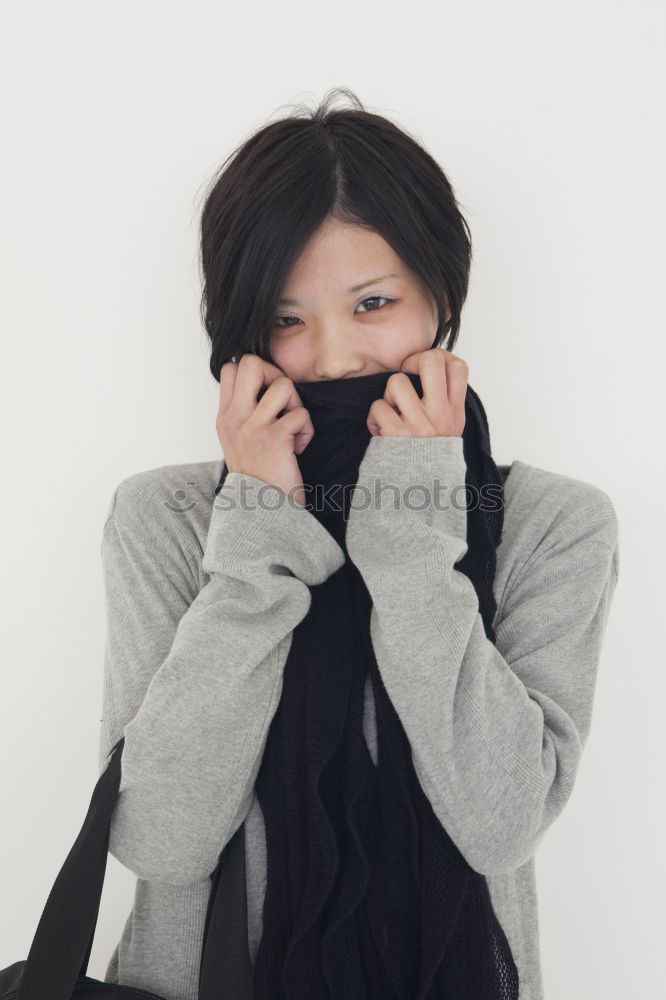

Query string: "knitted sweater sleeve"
[[99, 470, 345, 886], [345, 435, 620, 877]]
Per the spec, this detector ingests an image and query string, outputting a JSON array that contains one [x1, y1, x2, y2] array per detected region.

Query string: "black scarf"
[[214, 369, 519, 999]]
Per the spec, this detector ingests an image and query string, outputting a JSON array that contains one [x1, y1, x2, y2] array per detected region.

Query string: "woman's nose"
[[311, 327, 366, 382]]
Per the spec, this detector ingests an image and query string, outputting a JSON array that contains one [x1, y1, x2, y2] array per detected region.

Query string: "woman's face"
[[267, 217, 448, 382]]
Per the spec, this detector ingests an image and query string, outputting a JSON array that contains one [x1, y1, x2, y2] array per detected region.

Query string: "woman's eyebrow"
[[278, 273, 400, 306]]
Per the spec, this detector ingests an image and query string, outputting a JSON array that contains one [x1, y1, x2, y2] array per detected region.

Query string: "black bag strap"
[[16, 737, 254, 1000], [199, 819, 253, 999]]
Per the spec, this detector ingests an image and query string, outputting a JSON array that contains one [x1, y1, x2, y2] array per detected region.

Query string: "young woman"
[[98, 88, 620, 1000]]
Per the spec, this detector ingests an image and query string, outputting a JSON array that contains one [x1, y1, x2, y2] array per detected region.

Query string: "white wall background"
[[1, 2, 662, 997]]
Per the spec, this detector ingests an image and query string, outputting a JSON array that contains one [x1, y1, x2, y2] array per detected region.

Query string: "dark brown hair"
[[198, 87, 472, 381]]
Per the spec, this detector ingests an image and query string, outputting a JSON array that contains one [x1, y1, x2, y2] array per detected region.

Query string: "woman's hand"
[[216, 354, 314, 508], [366, 348, 468, 438]]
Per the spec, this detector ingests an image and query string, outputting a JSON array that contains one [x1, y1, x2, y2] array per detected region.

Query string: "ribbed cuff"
[[352, 435, 467, 518], [203, 472, 346, 586]]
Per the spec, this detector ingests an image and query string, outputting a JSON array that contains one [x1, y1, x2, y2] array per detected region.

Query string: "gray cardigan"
[[97, 435, 620, 1000]]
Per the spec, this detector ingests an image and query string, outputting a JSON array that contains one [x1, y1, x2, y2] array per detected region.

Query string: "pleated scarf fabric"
[[214, 369, 519, 999]]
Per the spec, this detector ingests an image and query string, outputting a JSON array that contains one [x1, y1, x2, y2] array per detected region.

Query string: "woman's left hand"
[[367, 348, 468, 438]]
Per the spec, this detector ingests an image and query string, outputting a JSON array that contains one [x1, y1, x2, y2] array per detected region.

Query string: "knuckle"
[[238, 352, 259, 367], [449, 354, 468, 372]]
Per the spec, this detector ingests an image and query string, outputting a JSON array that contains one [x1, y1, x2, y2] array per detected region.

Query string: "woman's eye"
[[273, 315, 300, 329], [356, 295, 393, 313]]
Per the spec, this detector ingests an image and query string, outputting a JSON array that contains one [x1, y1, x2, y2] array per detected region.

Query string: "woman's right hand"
[[216, 354, 314, 509]]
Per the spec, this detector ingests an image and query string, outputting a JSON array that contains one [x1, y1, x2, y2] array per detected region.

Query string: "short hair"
[[198, 87, 472, 381]]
